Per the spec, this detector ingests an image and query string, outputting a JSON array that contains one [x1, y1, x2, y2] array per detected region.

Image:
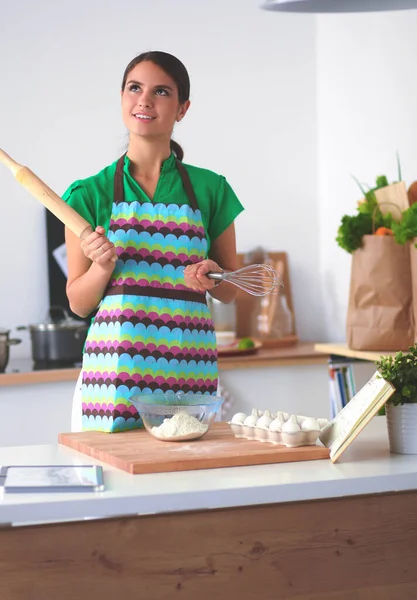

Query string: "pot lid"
[[28, 306, 89, 331], [30, 320, 88, 331]]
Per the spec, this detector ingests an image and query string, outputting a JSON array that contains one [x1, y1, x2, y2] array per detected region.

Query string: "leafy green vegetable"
[[376, 175, 389, 188], [336, 172, 396, 253], [336, 213, 373, 254], [376, 344, 417, 405], [336, 210, 393, 254], [392, 203, 417, 246], [357, 190, 378, 216]]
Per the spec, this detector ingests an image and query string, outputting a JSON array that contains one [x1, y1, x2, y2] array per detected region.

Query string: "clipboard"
[[1, 465, 105, 493]]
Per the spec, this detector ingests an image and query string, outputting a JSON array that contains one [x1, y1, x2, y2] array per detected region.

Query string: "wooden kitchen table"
[[0, 418, 417, 599]]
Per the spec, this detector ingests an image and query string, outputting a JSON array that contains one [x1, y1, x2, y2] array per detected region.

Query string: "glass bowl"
[[129, 392, 224, 442]]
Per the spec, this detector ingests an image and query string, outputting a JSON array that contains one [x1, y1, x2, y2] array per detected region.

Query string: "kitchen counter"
[[1, 417, 417, 599], [0, 342, 328, 386], [0, 416, 413, 526]]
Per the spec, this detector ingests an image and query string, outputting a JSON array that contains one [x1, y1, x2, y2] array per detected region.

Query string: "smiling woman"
[[63, 51, 244, 434], [121, 52, 190, 163]]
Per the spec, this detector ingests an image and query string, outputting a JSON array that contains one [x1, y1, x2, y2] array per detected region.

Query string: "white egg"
[[269, 415, 285, 432], [301, 417, 320, 432], [244, 408, 259, 427], [257, 410, 273, 429], [231, 412, 247, 424], [282, 415, 301, 433], [274, 410, 285, 421]]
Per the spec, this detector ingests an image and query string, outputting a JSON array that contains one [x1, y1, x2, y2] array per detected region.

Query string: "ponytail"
[[170, 139, 184, 161]]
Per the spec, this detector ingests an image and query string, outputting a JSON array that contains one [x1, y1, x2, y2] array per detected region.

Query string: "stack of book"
[[329, 359, 356, 418]]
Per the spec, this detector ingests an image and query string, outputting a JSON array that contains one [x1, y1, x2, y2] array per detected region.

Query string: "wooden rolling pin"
[[0, 148, 93, 239]]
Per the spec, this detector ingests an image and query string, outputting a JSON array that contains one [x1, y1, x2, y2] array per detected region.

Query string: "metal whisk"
[[207, 264, 282, 296]]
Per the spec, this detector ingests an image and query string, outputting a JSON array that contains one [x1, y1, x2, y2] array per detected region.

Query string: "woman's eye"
[[128, 84, 140, 92], [155, 88, 169, 96]]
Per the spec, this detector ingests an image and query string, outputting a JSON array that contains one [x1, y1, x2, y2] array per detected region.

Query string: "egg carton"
[[227, 409, 328, 448]]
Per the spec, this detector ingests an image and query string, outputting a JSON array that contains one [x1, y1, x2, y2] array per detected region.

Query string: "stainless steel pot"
[[18, 306, 89, 366], [0, 328, 22, 373]]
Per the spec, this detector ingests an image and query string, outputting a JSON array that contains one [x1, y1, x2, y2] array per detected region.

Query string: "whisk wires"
[[223, 264, 282, 297]]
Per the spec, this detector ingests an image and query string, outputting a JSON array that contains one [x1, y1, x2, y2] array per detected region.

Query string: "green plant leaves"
[[376, 175, 389, 188], [392, 203, 417, 245], [376, 344, 417, 405]]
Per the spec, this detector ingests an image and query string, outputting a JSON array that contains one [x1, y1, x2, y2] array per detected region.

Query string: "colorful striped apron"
[[80, 155, 218, 432]]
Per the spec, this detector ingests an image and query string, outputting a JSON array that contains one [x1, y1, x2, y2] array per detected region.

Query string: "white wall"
[[0, 0, 321, 363], [2, 3, 398, 447], [317, 10, 417, 341], [3, 1, 415, 355]]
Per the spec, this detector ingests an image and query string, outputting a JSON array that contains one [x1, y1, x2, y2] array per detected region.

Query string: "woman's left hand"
[[183, 259, 222, 293]]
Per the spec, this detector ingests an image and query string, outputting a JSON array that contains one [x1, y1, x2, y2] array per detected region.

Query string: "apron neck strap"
[[114, 154, 125, 204], [175, 159, 199, 212]]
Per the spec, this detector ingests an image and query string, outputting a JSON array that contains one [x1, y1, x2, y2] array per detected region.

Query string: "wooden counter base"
[[1, 490, 416, 599]]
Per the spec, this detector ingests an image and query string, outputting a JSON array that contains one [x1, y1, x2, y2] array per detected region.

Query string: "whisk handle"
[[206, 271, 224, 282]]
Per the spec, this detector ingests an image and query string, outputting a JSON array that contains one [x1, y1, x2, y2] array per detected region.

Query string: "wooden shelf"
[[218, 342, 328, 370], [0, 367, 80, 387], [0, 343, 329, 387], [314, 342, 396, 362]]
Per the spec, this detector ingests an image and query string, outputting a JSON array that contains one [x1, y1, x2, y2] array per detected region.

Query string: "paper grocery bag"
[[346, 235, 414, 351], [410, 239, 417, 343], [374, 181, 409, 220]]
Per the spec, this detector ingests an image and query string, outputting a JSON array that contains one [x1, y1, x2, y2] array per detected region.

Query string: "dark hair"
[[121, 51, 190, 161]]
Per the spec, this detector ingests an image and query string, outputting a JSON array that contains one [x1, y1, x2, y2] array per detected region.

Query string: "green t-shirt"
[[62, 153, 244, 253]]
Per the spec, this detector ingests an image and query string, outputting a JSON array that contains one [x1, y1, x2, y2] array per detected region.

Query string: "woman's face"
[[121, 60, 189, 142]]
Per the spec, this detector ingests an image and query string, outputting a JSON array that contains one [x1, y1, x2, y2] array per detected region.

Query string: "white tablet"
[[2, 465, 105, 493]]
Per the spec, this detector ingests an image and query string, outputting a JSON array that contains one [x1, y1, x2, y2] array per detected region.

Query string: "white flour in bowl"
[[151, 411, 208, 441]]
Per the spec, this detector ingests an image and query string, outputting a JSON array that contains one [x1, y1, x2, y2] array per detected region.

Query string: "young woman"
[[64, 51, 244, 432]]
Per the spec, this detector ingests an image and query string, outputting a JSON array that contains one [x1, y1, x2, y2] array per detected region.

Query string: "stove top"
[[33, 360, 82, 371]]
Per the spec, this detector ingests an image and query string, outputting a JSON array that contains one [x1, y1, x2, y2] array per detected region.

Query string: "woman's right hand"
[[80, 226, 117, 266]]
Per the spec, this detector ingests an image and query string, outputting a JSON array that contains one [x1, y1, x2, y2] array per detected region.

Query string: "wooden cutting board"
[[58, 423, 330, 474]]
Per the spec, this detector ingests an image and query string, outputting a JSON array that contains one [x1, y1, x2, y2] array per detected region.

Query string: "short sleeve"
[[208, 176, 244, 242], [62, 182, 96, 230]]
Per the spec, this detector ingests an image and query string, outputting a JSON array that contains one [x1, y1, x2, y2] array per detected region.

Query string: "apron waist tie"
[[105, 284, 207, 305]]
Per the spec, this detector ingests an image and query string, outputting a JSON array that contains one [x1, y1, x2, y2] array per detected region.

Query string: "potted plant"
[[376, 344, 417, 454]]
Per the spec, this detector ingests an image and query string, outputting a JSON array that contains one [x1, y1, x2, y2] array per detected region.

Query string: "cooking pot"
[[0, 328, 22, 373], [18, 306, 89, 366]]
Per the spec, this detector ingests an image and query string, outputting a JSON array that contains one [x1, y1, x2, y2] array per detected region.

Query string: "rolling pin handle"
[[79, 225, 93, 240]]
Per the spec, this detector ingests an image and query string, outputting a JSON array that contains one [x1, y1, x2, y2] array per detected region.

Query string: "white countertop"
[[0, 417, 416, 526]]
